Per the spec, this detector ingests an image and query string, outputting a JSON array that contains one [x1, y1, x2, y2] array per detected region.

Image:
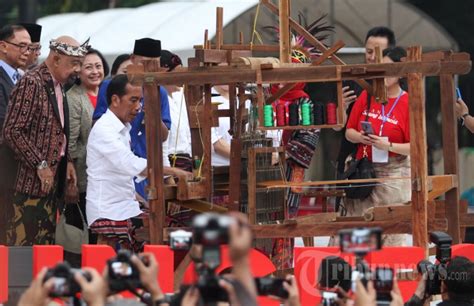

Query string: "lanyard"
[[379, 90, 404, 136]]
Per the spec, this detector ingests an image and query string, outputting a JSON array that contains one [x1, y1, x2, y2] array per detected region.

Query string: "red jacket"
[[2, 63, 70, 197]]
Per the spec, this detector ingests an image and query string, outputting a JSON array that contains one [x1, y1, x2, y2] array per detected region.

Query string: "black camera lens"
[[107, 250, 143, 293], [43, 262, 91, 297]]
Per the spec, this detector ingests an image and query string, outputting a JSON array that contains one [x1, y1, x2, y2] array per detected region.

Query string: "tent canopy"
[[37, 0, 457, 63]]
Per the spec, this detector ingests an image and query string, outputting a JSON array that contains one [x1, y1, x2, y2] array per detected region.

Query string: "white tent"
[[38, 0, 259, 62], [37, 0, 457, 65]]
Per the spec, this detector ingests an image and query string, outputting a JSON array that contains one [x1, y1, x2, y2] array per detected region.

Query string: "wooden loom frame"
[[127, 0, 473, 262]]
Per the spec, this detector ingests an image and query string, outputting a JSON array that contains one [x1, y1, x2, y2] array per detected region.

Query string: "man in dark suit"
[[0, 24, 31, 244], [0, 24, 31, 131], [2, 36, 85, 246]]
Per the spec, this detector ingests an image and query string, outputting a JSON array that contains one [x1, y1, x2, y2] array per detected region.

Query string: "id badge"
[[372, 137, 389, 163]]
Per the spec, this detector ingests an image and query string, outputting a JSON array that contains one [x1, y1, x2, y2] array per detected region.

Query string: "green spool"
[[301, 102, 311, 125], [263, 105, 274, 127]]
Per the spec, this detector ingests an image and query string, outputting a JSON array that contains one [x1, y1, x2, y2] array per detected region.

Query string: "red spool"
[[326, 102, 337, 124], [276, 103, 287, 126]]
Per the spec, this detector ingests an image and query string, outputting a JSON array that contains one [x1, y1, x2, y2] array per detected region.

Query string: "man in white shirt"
[[86, 74, 147, 250]]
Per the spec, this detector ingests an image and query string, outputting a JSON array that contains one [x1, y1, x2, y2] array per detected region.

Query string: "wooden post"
[[204, 29, 209, 49], [407, 46, 429, 250], [143, 60, 165, 244], [248, 147, 257, 224], [373, 46, 387, 103], [216, 7, 224, 50], [203, 84, 213, 200], [336, 66, 344, 125], [278, 0, 291, 64], [439, 57, 461, 243], [228, 83, 242, 211]]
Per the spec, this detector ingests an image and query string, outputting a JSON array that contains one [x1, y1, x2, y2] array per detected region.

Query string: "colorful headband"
[[49, 38, 90, 57]]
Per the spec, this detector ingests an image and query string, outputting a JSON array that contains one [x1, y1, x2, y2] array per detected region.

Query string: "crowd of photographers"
[[17, 213, 474, 306]]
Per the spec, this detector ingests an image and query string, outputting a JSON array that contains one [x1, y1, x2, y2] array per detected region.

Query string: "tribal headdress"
[[49, 38, 90, 57], [263, 13, 334, 63]]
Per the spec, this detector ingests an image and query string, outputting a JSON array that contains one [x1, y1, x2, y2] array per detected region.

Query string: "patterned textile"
[[286, 163, 303, 216], [2, 63, 70, 198], [286, 129, 320, 169], [343, 156, 412, 246], [90, 215, 146, 252], [7, 192, 57, 246], [49, 38, 90, 57], [168, 153, 193, 173]]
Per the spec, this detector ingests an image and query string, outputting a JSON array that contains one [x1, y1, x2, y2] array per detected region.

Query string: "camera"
[[169, 229, 193, 251], [374, 267, 394, 305], [43, 262, 91, 297], [339, 227, 382, 256], [107, 249, 149, 293], [318, 256, 352, 305], [418, 231, 453, 295], [255, 277, 289, 299], [330, 228, 393, 305], [170, 213, 235, 304]]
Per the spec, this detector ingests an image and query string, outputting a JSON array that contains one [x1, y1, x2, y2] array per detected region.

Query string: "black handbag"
[[342, 93, 376, 200], [342, 153, 376, 199]]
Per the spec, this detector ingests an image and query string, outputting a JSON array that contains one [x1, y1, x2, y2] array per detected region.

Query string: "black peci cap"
[[18, 23, 42, 42], [133, 38, 161, 58]]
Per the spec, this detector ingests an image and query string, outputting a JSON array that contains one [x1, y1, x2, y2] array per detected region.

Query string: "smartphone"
[[360, 121, 374, 135], [255, 277, 289, 299], [456, 87, 462, 100], [375, 267, 394, 302]]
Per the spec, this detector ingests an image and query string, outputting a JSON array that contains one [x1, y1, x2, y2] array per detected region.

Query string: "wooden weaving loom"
[[128, 0, 474, 282]]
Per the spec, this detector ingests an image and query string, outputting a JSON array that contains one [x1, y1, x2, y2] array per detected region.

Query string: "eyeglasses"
[[4, 41, 30, 53], [28, 44, 42, 54]]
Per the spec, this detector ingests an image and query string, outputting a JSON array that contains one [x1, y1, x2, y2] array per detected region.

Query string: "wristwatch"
[[37, 160, 48, 170]]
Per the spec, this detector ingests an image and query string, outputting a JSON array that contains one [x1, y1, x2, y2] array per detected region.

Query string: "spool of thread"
[[313, 101, 325, 125], [276, 103, 286, 126], [288, 103, 299, 126], [301, 102, 311, 126], [263, 104, 274, 127], [326, 102, 337, 124]]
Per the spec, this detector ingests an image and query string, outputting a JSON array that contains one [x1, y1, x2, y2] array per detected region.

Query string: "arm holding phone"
[[347, 120, 410, 155], [455, 97, 474, 133]]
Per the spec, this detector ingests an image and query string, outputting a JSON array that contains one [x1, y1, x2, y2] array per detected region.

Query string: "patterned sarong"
[[90, 213, 147, 252]]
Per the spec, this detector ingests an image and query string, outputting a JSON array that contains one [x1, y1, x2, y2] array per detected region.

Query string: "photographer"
[[438, 256, 474, 306], [227, 212, 258, 302], [18, 268, 55, 306], [74, 268, 108, 306], [404, 272, 427, 306], [354, 278, 404, 306], [405, 256, 473, 306], [130, 253, 165, 302], [282, 275, 301, 306]]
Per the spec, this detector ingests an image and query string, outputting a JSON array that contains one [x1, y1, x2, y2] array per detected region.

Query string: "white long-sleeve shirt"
[[163, 89, 192, 167], [86, 110, 147, 226]]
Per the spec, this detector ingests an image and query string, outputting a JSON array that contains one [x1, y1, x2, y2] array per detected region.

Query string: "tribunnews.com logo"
[[295, 248, 469, 296]]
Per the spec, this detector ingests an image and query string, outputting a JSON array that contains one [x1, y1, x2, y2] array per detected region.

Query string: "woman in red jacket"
[[345, 46, 411, 246]]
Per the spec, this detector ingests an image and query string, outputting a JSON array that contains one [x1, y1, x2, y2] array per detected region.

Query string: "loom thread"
[[276, 103, 286, 126], [326, 102, 337, 124], [263, 104, 274, 127]]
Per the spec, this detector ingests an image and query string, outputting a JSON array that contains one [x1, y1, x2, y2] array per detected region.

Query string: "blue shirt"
[[0, 60, 18, 84], [93, 78, 172, 198]]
